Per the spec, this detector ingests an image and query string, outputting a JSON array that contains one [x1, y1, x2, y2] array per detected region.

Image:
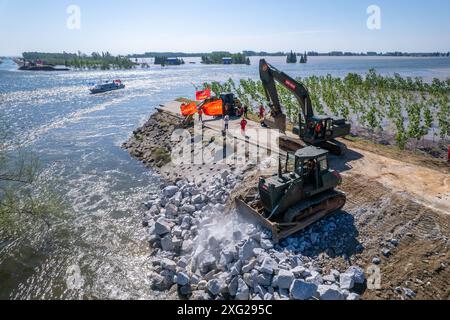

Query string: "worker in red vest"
[[315, 122, 324, 138], [259, 105, 265, 119], [259, 105, 266, 127], [241, 117, 248, 136]]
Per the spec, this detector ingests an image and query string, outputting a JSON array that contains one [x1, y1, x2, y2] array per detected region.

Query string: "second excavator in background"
[[259, 59, 351, 155]]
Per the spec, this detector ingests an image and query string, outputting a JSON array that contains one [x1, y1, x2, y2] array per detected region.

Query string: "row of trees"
[[286, 51, 297, 63], [287, 51, 308, 63], [201, 52, 250, 65], [201, 71, 450, 150], [154, 56, 185, 66], [22, 52, 137, 70]]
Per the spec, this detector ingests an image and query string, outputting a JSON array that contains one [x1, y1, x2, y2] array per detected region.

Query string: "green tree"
[[0, 121, 65, 239], [437, 95, 450, 142], [406, 102, 427, 150]]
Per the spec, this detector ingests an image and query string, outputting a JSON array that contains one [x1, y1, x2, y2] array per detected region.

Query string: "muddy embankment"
[[123, 109, 449, 300]]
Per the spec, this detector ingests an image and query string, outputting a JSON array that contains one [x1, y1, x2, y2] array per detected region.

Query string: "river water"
[[0, 56, 449, 299]]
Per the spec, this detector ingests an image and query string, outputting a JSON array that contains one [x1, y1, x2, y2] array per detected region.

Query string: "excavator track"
[[283, 190, 346, 223], [318, 140, 348, 156], [279, 136, 347, 156]]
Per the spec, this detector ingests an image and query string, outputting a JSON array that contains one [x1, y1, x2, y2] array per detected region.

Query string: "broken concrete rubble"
[[339, 273, 355, 290], [163, 186, 179, 198], [290, 280, 318, 300], [277, 270, 295, 289], [140, 145, 368, 301]]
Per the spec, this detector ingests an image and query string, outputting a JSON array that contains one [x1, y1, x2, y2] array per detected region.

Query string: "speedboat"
[[89, 80, 125, 94]]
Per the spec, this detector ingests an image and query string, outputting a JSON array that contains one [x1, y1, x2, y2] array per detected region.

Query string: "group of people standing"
[[222, 103, 249, 136], [196, 103, 266, 137], [224, 104, 266, 136]]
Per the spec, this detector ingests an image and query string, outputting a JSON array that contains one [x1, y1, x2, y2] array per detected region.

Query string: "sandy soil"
[[339, 174, 449, 300]]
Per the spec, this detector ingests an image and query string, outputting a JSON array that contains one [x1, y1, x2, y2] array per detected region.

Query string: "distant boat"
[[89, 80, 125, 94]]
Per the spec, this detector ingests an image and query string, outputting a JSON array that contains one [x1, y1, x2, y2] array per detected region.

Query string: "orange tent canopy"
[[202, 99, 223, 117], [180, 102, 198, 117]]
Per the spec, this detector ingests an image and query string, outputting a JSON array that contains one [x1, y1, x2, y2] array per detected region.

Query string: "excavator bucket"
[[234, 189, 346, 243], [264, 114, 287, 133]]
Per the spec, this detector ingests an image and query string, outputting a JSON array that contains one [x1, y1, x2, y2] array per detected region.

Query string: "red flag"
[[196, 89, 211, 101], [202, 99, 223, 116], [180, 102, 198, 117]]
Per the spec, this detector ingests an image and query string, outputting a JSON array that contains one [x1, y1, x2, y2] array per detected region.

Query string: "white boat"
[[89, 80, 125, 94]]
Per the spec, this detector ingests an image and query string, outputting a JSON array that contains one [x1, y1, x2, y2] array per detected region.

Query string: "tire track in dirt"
[[337, 142, 450, 216], [339, 173, 449, 300]]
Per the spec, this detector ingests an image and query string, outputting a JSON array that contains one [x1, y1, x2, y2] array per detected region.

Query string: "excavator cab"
[[259, 59, 351, 155], [294, 115, 350, 155], [298, 116, 335, 141]]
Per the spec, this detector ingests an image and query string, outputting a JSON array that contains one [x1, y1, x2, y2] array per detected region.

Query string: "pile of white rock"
[[143, 167, 365, 300]]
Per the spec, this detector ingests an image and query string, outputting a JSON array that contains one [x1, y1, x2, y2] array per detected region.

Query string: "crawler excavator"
[[234, 60, 348, 242], [259, 59, 351, 155]]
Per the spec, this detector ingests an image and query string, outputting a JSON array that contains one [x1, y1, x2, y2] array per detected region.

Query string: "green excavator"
[[259, 59, 351, 155], [235, 60, 348, 242]]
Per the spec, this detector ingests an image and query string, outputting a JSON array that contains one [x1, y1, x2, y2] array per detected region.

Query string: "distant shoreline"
[[129, 51, 450, 59]]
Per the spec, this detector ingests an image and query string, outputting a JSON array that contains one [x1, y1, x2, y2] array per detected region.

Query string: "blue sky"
[[1, 0, 449, 55]]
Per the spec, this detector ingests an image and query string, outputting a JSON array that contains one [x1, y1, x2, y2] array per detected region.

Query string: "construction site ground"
[[142, 101, 450, 300]]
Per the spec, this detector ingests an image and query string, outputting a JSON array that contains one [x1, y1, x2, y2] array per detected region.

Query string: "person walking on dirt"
[[259, 105, 266, 126], [224, 115, 230, 132], [240, 117, 248, 136], [259, 105, 265, 118], [198, 107, 203, 123]]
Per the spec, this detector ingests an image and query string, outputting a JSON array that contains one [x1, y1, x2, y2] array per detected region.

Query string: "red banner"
[[180, 102, 198, 117], [202, 99, 223, 116], [196, 89, 211, 101]]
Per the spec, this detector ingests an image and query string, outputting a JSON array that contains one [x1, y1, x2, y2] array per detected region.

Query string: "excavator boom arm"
[[259, 59, 315, 121]]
